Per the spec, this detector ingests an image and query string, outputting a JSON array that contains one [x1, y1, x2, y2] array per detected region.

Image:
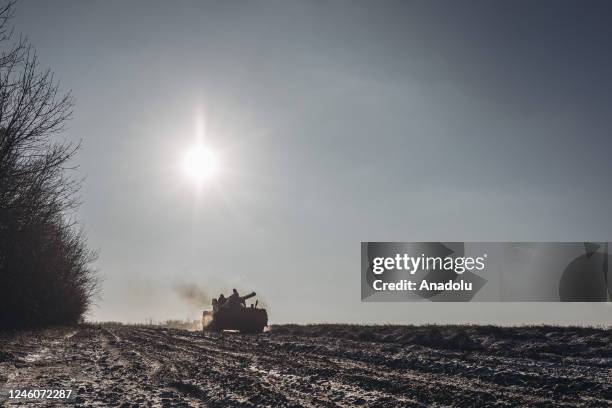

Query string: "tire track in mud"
[[109, 327, 611, 407], [115, 328, 321, 407], [0, 329, 86, 406], [214, 330, 609, 406], [148, 330, 588, 404], [1, 326, 611, 407], [128, 328, 422, 406], [239, 333, 610, 406]]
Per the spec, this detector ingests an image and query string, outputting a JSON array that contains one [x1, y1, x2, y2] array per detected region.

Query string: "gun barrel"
[[240, 291, 256, 301]]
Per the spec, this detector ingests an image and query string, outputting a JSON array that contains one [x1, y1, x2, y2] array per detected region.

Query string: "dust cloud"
[[174, 282, 212, 309]]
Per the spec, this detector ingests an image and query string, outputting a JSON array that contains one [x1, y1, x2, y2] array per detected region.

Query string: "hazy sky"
[[14, 0, 612, 325]]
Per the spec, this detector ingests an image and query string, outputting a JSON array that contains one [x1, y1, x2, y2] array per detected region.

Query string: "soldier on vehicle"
[[204, 290, 267, 333], [218, 294, 227, 308], [227, 289, 241, 309], [234, 289, 247, 307]]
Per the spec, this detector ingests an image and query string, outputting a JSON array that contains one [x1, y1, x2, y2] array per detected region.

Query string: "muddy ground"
[[0, 325, 610, 407]]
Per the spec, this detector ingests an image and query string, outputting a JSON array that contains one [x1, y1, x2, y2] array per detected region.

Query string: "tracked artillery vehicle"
[[203, 291, 268, 334]]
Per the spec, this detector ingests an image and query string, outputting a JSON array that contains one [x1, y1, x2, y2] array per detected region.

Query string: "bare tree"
[[0, 1, 98, 328]]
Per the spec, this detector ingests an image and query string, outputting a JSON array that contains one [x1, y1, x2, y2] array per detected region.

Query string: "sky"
[[13, 0, 612, 325]]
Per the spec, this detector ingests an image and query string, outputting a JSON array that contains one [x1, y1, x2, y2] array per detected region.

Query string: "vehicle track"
[[0, 326, 610, 407]]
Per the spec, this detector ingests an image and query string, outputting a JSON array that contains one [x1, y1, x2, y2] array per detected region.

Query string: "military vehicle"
[[203, 291, 268, 334]]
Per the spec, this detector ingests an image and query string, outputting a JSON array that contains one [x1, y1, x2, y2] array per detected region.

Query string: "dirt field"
[[0, 325, 610, 407]]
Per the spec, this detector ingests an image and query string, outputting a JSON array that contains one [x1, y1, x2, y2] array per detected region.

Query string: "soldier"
[[218, 294, 227, 308], [227, 289, 241, 309]]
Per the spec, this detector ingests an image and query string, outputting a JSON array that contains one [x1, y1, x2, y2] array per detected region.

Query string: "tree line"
[[0, 1, 98, 328]]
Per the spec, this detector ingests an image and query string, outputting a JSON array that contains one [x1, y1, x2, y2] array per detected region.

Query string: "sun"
[[181, 145, 219, 184]]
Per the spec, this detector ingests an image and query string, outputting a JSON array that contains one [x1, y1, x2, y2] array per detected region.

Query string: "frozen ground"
[[0, 324, 610, 407]]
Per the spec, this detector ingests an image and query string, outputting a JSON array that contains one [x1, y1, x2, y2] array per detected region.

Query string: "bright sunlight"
[[181, 144, 219, 184]]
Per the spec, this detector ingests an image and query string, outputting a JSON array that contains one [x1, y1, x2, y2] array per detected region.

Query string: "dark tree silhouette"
[[0, 1, 98, 328]]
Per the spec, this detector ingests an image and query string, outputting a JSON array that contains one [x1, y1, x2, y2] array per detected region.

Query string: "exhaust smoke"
[[174, 282, 211, 309]]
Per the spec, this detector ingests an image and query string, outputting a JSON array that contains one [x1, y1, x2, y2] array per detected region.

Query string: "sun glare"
[[182, 145, 219, 184]]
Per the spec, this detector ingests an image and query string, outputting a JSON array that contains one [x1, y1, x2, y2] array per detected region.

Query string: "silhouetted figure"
[[218, 294, 227, 308], [227, 289, 241, 309], [204, 290, 267, 333]]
